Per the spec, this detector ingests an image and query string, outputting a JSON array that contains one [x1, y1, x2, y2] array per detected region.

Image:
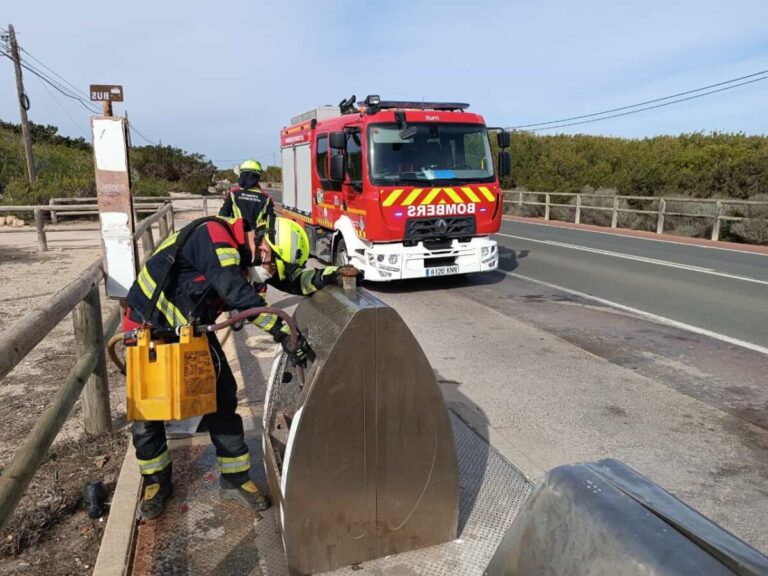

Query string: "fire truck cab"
[[280, 95, 510, 281]]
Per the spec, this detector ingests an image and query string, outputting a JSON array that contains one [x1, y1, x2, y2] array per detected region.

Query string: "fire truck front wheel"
[[334, 238, 349, 266]]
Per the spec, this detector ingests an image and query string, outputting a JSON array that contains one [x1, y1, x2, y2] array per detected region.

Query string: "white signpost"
[[91, 115, 137, 298]]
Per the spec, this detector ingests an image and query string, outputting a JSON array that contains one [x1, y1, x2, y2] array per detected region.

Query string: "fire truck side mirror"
[[498, 151, 511, 178], [330, 154, 346, 182], [497, 130, 511, 148], [329, 131, 346, 150]]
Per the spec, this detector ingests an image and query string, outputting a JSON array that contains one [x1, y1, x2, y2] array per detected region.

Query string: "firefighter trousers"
[[132, 333, 251, 487]]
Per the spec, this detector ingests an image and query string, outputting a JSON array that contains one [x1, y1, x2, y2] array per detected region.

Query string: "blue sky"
[[2, 0, 768, 167]]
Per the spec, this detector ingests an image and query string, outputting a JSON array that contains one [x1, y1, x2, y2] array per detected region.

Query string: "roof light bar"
[[361, 95, 470, 113]]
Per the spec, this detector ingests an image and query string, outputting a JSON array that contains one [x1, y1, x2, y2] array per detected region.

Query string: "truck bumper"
[[357, 237, 498, 281]]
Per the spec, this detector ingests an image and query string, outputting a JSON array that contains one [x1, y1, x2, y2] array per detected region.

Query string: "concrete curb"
[[92, 444, 141, 576]]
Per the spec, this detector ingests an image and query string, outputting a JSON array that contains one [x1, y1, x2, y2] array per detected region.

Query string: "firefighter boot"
[[140, 473, 173, 521], [219, 478, 271, 512]]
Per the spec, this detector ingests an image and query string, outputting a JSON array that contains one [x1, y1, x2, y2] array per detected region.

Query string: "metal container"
[[126, 327, 216, 421], [262, 287, 459, 575]]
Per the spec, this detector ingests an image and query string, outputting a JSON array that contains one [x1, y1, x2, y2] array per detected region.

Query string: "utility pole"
[[8, 24, 35, 184]]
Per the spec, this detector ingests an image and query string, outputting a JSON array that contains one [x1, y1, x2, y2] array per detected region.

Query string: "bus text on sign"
[[90, 85, 124, 102]]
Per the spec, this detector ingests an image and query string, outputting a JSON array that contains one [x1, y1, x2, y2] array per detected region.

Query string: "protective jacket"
[[125, 216, 335, 333], [125, 215, 336, 490], [219, 187, 274, 232]]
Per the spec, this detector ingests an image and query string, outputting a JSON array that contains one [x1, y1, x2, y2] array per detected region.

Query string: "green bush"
[[0, 120, 218, 203], [505, 131, 768, 198]]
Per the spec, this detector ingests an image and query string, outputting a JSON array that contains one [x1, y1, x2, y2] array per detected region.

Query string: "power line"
[[19, 46, 93, 102], [1, 40, 101, 113], [511, 67, 768, 130], [21, 59, 101, 113], [127, 122, 157, 146], [1, 46, 102, 113], [4, 33, 162, 151], [528, 74, 768, 132], [37, 75, 89, 138]]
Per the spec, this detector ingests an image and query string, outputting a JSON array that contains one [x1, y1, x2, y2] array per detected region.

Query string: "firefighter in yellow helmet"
[[252, 217, 359, 284], [220, 159, 273, 233], [125, 213, 359, 521], [251, 218, 363, 360]]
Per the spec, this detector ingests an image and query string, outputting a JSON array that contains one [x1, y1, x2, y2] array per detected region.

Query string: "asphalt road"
[[367, 271, 768, 554], [358, 218, 768, 554], [495, 220, 768, 351]]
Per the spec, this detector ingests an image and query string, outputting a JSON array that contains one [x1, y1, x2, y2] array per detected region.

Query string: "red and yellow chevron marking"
[[381, 186, 495, 207]]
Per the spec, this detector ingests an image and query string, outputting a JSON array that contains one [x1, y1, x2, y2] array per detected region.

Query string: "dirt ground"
[[0, 225, 130, 576]]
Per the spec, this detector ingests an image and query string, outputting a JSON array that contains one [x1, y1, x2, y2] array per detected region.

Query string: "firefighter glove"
[[269, 321, 314, 368], [322, 265, 364, 287], [283, 331, 314, 368]]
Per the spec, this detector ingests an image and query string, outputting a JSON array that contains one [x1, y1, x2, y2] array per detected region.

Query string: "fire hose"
[[106, 306, 305, 382]]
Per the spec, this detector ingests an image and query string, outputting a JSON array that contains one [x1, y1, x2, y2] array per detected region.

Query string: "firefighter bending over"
[[124, 213, 359, 520]]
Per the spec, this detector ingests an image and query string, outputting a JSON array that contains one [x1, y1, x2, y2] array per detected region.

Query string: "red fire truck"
[[279, 95, 510, 281]]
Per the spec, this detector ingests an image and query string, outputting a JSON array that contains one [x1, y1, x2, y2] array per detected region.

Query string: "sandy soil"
[[0, 226, 130, 575]]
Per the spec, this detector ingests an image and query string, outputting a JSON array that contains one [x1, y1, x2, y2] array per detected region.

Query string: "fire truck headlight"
[[482, 246, 490, 257], [388, 254, 399, 265], [377, 254, 385, 262]]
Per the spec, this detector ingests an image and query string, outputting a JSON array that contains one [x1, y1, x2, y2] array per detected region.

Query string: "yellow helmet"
[[265, 217, 310, 277], [238, 159, 263, 176]]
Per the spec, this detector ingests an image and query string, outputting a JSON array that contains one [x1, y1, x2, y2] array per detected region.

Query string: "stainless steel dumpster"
[[262, 286, 459, 575]]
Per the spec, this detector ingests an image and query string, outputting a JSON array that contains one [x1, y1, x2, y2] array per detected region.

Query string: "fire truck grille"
[[405, 216, 476, 241]]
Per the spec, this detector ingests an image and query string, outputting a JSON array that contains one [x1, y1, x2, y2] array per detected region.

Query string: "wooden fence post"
[[158, 213, 169, 239], [165, 206, 175, 233], [0, 352, 97, 532], [711, 200, 723, 241], [611, 197, 619, 228], [575, 194, 582, 224], [203, 197, 209, 216], [518, 191, 523, 208], [656, 198, 666, 235], [34, 208, 48, 252], [141, 228, 156, 258], [544, 193, 551, 220], [49, 198, 58, 225], [73, 285, 112, 435]]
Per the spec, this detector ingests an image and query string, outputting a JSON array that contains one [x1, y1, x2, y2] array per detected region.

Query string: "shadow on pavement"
[[436, 371, 492, 535]]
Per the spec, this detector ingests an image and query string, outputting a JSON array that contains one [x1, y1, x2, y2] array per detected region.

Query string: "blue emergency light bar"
[[376, 100, 470, 111]]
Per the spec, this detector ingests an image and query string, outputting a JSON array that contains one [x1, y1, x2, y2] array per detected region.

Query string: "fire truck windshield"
[[368, 123, 495, 185]]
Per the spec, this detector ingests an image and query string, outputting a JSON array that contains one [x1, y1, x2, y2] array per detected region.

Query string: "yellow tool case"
[[126, 326, 217, 421]]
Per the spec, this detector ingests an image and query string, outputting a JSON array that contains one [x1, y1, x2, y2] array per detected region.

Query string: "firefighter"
[[219, 159, 273, 233], [251, 215, 361, 294], [125, 214, 356, 520]]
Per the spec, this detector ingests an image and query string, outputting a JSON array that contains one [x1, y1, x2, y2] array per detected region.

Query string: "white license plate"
[[426, 265, 459, 277]]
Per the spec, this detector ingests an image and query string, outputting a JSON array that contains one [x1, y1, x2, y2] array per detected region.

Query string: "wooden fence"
[[0, 203, 173, 532], [0, 194, 219, 251], [503, 191, 768, 241]]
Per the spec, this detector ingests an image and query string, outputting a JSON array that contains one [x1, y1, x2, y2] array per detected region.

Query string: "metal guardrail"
[[0, 203, 173, 533], [503, 191, 768, 241]]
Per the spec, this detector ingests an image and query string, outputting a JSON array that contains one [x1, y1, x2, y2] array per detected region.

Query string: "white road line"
[[504, 271, 768, 357], [497, 233, 768, 287], [501, 217, 768, 258]]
